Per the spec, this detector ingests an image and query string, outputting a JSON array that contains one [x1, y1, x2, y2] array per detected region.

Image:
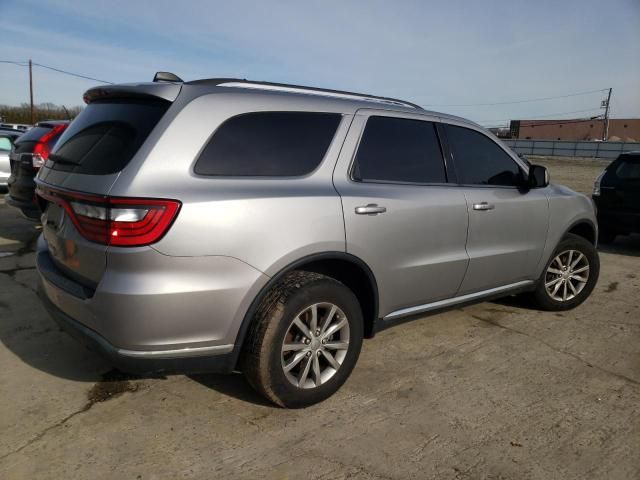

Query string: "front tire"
[[242, 271, 363, 408], [530, 233, 600, 311]]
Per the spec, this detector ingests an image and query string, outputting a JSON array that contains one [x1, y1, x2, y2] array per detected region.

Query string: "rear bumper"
[[597, 208, 640, 233], [36, 242, 269, 374], [39, 287, 236, 374]]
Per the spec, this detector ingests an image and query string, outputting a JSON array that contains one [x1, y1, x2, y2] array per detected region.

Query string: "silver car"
[[35, 76, 600, 407], [0, 129, 22, 188]]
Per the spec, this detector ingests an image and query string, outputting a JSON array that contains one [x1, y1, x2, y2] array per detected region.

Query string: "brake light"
[[32, 124, 68, 169], [36, 187, 180, 247]]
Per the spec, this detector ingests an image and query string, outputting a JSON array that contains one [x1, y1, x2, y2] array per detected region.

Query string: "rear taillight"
[[36, 187, 180, 247], [32, 124, 67, 169], [593, 170, 606, 196]]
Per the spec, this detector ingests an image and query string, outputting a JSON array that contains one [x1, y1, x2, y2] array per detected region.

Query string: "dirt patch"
[[606, 281, 619, 293], [87, 370, 140, 405]]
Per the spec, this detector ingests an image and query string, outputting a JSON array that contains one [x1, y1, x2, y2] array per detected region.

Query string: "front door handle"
[[355, 204, 387, 215], [473, 202, 495, 211]]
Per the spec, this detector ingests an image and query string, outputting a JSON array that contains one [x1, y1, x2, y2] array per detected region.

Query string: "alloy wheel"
[[281, 302, 350, 389], [544, 249, 590, 302]]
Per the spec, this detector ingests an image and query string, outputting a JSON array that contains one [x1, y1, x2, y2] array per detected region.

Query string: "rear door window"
[[445, 124, 524, 187], [194, 112, 342, 176], [49, 100, 169, 175], [352, 116, 446, 184]]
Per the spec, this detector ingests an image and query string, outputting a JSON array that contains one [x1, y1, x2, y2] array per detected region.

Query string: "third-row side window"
[[352, 116, 446, 184], [194, 112, 342, 176]]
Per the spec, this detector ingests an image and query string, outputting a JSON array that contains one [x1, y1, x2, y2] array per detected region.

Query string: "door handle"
[[355, 204, 387, 215], [473, 202, 495, 211]]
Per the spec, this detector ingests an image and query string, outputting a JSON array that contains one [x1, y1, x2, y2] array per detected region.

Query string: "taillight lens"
[[32, 124, 68, 169], [593, 170, 605, 196], [36, 187, 180, 247]]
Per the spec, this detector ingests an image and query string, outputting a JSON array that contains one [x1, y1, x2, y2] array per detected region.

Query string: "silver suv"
[[35, 76, 599, 407]]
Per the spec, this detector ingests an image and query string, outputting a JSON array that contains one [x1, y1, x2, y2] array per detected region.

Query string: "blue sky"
[[1, 0, 639, 126]]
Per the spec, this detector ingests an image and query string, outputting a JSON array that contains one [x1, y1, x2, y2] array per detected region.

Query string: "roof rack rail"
[[185, 78, 423, 110]]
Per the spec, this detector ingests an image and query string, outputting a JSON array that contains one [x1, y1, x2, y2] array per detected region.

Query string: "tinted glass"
[[194, 112, 341, 176], [352, 116, 446, 183], [49, 100, 169, 175], [615, 156, 640, 180], [15, 126, 50, 144], [446, 125, 524, 186]]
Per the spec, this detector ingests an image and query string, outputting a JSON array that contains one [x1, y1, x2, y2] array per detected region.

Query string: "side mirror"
[[528, 164, 549, 189]]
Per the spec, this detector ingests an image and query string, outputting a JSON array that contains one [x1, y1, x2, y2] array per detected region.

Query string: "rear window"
[[15, 126, 50, 143], [194, 112, 342, 177], [49, 100, 169, 175], [615, 156, 640, 180]]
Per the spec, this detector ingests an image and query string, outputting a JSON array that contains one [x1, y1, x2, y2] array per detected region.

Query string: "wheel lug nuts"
[[315, 330, 320, 336], [322, 339, 326, 344], [305, 338, 310, 344], [306, 351, 311, 357], [317, 350, 321, 356]]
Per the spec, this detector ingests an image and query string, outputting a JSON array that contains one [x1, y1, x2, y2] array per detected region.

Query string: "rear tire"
[[530, 233, 599, 311], [242, 271, 363, 408]]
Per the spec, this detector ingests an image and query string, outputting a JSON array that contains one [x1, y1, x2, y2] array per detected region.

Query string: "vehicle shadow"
[[188, 372, 273, 407], [0, 198, 41, 252], [0, 296, 270, 405], [598, 234, 640, 258]]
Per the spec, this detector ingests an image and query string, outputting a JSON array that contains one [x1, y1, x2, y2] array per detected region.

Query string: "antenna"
[[153, 72, 183, 83]]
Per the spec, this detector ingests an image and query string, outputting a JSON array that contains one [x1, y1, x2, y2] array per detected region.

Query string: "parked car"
[[6, 121, 69, 219], [0, 129, 23, 189], [593, 151, 640, 243], [0, 123, 31, 131], [35, 76, 599, 407]]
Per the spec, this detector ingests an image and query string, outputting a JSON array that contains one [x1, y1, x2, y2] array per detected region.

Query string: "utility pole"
[[602, 87, 612, 142], [29, 59, 34, 125]]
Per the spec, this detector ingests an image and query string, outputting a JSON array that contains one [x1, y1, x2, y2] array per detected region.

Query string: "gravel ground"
[[1, 158, 639, 480]]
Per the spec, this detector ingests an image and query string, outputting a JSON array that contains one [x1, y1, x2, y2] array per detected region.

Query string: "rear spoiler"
[[83, 82, 182, 104]]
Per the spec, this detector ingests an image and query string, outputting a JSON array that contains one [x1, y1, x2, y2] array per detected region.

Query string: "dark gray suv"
[[35, 76, 599, 407]]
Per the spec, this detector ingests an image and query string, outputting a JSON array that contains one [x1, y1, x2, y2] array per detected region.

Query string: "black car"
[[6, 120, 69, 219], [593, 151, 640, 243]]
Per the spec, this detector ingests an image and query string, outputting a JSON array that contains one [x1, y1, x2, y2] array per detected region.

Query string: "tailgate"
[[40, 193, 108, 287], [36, 96, 172, 287]]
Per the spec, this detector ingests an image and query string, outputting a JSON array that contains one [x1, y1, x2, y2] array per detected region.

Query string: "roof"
[[85, 74, 483, 129]]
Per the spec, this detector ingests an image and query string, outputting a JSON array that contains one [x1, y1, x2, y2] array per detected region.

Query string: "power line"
[[32, 62, 114, 84], [0, 59, 113, 84], [425, 88, 608, 107], [0, 60, 29, 66]]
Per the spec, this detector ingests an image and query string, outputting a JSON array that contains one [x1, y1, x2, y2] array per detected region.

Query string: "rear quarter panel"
[[108, 92, 352, 276]]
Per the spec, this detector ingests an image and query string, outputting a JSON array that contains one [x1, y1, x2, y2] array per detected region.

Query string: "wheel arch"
[[230, 251, 379, 370], [566, 219, 597, 246]]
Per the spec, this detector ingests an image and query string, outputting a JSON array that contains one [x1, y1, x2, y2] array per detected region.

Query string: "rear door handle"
[[473, 202, 495, 211], [355, 204, 387, 215]]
